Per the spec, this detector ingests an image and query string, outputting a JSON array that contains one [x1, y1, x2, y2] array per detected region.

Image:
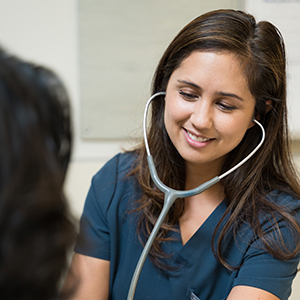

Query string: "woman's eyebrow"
[[177, 80, 244, 101], [177, 80, 201, 90], [217, 92, 244, 101]]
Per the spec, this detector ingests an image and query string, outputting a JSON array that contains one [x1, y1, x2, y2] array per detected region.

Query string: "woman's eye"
[[217, 102, 237, 111], [179, 90, 198, 100]]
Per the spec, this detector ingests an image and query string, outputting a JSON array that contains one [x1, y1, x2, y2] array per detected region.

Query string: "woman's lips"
[[186, 130, 210, 142], [183, 128, 214, 147]]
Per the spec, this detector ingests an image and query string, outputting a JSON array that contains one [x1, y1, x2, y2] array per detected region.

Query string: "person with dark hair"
[[0, 47, 76, 299], [69, 9, 300, 300]]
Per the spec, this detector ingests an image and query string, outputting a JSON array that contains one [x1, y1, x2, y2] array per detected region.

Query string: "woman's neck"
[[180, 162, 225, 245], [184, 159, 224, 190]]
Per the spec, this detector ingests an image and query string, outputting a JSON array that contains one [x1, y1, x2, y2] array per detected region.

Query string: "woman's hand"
[[62, 253, 110, 300]]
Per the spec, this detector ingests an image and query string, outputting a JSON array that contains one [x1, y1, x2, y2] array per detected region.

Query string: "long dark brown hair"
[[0, 47, 76, 299], [130, 9, 300, 269]]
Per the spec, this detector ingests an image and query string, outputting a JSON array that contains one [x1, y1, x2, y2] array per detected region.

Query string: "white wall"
[[0, 1, 299, 298]]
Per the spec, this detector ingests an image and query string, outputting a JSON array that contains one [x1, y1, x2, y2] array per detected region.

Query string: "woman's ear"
[[248, 118, 256, 129], [248, 100, 273, 129], [266, 99, 272, 113]]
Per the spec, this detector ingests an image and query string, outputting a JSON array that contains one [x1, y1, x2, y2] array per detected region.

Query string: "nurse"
[[68, 9, 300, 300]]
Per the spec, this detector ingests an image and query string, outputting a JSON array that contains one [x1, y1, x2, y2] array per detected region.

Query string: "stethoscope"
[[127, 92, 265, 300]]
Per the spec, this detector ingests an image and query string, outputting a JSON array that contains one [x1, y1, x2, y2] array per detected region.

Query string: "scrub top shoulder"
[[75, 152, 300, 300]]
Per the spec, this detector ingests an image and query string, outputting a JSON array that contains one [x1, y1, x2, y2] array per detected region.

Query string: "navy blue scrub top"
[[75, 152, 300, 300]]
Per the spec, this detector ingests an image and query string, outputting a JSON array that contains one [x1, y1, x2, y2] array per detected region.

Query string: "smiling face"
[[164, 51, 256, 175]]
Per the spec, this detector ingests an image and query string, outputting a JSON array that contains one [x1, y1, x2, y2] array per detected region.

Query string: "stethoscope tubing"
[[127, 92, 265, 300]]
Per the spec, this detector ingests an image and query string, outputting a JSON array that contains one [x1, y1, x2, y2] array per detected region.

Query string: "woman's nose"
[[190, 100, 213, 129]]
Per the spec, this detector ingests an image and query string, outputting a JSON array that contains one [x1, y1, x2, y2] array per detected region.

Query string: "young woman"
[[0, 47, 76, 299], [69, 9, 300, 300]]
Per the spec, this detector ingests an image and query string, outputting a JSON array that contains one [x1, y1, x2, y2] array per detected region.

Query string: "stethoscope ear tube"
[[143, 92, 166, 156], [218, 119, 265, 179], [127, 92, 265, 300]]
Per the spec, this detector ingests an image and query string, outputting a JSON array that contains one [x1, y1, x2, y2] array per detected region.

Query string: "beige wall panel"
[[79, 0, 243, 139]]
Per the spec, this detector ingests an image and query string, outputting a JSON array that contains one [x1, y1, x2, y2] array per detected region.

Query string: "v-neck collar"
[[169, 200, 227, 265]]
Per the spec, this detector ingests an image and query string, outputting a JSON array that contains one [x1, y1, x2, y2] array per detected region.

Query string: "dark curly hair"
[[0, 47, 76, 299]]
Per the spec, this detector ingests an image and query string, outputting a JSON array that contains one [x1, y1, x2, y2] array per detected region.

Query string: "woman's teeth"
[[187, 131, 210, 142]]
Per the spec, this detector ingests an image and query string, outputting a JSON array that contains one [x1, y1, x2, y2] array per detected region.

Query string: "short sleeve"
[[233, 219, 300, 300], [74, 154, 120, 260]]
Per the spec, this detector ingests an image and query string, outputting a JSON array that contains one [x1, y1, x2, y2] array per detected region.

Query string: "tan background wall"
[[0, 0, 299, 298]]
